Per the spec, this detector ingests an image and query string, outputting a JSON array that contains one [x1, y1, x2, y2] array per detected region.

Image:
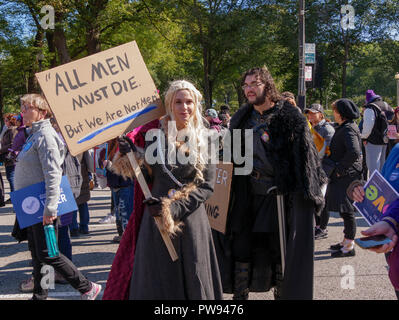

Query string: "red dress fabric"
[[102, 120, 159, 300]]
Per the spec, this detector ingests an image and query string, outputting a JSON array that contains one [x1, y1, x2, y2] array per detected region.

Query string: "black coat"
[[324, 121, 363, 213], [212, 100, 327, 299]]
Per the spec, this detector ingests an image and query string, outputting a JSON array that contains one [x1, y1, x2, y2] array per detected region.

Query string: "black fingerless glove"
[[118, 136, 137, 155], [143, 196, 162, 217]]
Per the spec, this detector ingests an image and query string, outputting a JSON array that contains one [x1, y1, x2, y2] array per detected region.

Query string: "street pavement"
[[0, 168, 396, 300]]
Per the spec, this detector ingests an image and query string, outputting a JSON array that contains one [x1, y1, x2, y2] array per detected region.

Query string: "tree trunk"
[[27, 29, 44, 93], [54, 13, 71, 65], [0, 73, 4, 124], [233, 81, 245, 108], [84, 0, 109, 55], [341, 30, 349, 98], [86, 26, 101, 55], [202, 43, 212, 109], [45, 30, 58, 68]]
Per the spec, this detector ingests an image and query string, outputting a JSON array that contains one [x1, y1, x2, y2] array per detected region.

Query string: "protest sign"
[[11, 176, 78, 229], [36, 41, 165, 156], [205, 162, 233, 234], [353, 170, 399, 226]]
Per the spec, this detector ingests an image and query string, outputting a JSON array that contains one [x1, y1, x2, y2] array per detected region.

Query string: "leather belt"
[[250, 169, 273, 182]]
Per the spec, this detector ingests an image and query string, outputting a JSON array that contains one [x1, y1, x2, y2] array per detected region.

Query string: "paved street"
[[0, 169, 396, 300]]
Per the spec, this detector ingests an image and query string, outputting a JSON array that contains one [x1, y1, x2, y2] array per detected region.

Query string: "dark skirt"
[[326, 173, 362, 213]]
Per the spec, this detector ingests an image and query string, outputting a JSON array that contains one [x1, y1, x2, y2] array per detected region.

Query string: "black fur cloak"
[[212, 100, 327, 300]]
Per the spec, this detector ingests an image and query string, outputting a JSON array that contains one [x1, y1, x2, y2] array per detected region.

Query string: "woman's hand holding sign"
[[43, 215, 56, 225]]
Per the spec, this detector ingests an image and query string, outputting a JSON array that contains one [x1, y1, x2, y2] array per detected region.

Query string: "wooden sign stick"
[[125, 151, 178, 262]]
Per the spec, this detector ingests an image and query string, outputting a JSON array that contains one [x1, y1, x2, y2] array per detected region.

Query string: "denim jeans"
[[58, 225, 72, 261], [5, 165, 15, 193], [70, 203, 90, 233], [112, 184, 134, 233]]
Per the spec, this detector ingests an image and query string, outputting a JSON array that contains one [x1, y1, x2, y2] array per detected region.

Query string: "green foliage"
[[0, 0, 398, 115]]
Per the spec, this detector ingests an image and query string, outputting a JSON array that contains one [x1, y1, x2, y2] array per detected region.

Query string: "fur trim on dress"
[[161, 183, 197, 236], [110, 151, 200, 237], [158, 182, 197, 236]]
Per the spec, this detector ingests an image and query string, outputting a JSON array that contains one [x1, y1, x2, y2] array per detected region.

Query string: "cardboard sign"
[[205, 162, 233, 234], [11, 176, 78, 229], [353, 170, 399, 226], [36, 41, 165, 156]]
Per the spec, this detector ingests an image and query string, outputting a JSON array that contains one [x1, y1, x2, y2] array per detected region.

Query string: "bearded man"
[[213, 66, 327, 300]]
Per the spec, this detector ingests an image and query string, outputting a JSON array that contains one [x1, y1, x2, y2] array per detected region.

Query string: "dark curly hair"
[[241, 66, 281, 103], [3, 113, 17, 126]]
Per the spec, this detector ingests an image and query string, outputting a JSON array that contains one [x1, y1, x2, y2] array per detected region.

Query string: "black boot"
[[233, 262, 250, 300]]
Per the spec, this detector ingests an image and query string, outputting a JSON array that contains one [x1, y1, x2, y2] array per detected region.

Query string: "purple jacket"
[[10, 126, 28, 156], [382, 199, 399, 290]]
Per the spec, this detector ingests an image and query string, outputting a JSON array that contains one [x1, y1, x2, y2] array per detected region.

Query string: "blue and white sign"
[[11, 176, 78, 229]]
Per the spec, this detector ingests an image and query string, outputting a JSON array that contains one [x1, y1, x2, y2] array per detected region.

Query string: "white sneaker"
[[81, 282, 102, 300], [98, 214, 116, 224]]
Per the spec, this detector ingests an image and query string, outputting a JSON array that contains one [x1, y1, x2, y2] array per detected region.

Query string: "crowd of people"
[[3, 66, 399, 300]]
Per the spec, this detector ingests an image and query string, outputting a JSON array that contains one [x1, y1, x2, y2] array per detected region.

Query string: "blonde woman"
[[108, 80, 223, 300], [15, 94, 101, 300]]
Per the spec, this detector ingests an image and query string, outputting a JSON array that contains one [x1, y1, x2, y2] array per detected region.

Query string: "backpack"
[[62, 150, 83, 199], [367, 102, 389, 145]]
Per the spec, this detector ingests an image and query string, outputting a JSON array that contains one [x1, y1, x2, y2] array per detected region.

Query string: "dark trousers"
[[27, 220, 91, 300], [5, 165, 15, 193], [58, 225, 72, 261], [315, 206, 330, 230], [339, 211, 356, 240], [232, 194, 279, 263]]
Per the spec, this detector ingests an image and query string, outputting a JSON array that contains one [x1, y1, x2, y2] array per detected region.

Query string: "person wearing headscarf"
[[322, 98, 363, 257]]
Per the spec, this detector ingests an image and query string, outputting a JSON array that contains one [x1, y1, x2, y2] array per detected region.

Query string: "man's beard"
[[249, 87, 267, 106]]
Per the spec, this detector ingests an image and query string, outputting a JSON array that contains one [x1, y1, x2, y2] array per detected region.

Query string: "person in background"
[[0, 116, 8, 149], [16, 93, 101, 300], [205, 108, 223, 132], [219, 104, 231, 128], [218, 113, 230, 128], [386, 108, 399, 156], [219, 104, 230, 115], [281, 91, 301, 112], [348, 142, 399, 299], [102, 137, 135, 243], [70, 151, 94, 237], [361, 89, 393, 177], [0, 113, 18, 198], [304, 103, 335, 240], [323, 99, 362, 258]]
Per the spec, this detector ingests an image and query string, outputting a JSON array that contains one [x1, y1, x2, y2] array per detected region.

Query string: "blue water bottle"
[[44, 224, 59, 258]]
